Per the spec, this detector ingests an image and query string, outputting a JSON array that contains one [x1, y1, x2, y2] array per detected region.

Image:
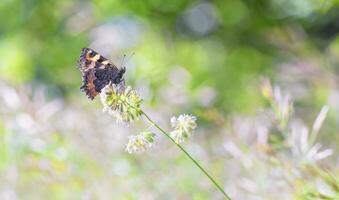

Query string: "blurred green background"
[[0, 0, 338, 199]]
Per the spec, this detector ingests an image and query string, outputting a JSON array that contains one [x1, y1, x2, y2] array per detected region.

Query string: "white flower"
[[170, 114, 197, 143], [288, 106, 333, 163], [100, 83, 142, 123], [260, 78, 293, 129], [126, 132, 155, 154]]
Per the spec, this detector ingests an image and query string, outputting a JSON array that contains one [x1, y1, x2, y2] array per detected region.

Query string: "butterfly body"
[[77, 48, 125, 100]]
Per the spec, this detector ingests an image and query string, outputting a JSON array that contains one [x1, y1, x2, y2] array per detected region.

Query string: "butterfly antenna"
[[120, 54, 127, 69], [120, 53, 135, 70], [125, 52, 135, 65]]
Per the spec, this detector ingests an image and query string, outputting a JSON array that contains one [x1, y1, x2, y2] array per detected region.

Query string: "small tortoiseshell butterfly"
[[77, 48, 125, 100]]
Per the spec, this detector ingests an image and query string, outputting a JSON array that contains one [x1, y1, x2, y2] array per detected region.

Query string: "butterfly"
[[77, 48, 126, 100]]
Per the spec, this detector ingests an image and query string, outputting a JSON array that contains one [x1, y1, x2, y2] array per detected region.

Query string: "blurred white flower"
[[315, 177, 338, 198], [310, 105, 329, 146], [288, 106, 333, 163], [100, 83, 142, 123], [261, 78, 293, 129], [126, 132, 155, 154], [170, 114, 197, 143]]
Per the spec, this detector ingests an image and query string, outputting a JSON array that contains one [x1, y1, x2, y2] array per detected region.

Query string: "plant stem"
[[140, 110, 232, 200], [118, 97, 231, 199]]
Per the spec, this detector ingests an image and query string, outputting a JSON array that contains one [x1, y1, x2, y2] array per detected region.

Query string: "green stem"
[[140, 110, 232, 200], [118, 97, 231, 199]]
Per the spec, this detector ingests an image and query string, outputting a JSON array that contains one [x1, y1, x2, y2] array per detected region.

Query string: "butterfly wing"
[[77, 48, 124, 100], [80, 68, 98, 100], [77, 48, 117, 72]]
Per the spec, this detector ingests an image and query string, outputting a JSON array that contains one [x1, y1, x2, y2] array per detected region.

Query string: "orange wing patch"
[[80, 69, 98, 100]]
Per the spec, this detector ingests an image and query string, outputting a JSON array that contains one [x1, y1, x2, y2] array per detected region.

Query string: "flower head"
[[170, 114, 197, 143], [100, 83, 142, 123], [260, 78, 293, 130], [260, 78, 273, 101], [288, 121, 333, 163], [126, 132, 156, 154]]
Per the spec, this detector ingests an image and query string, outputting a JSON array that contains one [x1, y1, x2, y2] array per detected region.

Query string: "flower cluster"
[[100, 83, 142, 123], [260, 78, 293, 130], [261, 78, 332, 163], [126, 131, 156, 154], [170, 114, 197, 143], [99, 82, 198, 152], [288, 106, 332, 163]]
